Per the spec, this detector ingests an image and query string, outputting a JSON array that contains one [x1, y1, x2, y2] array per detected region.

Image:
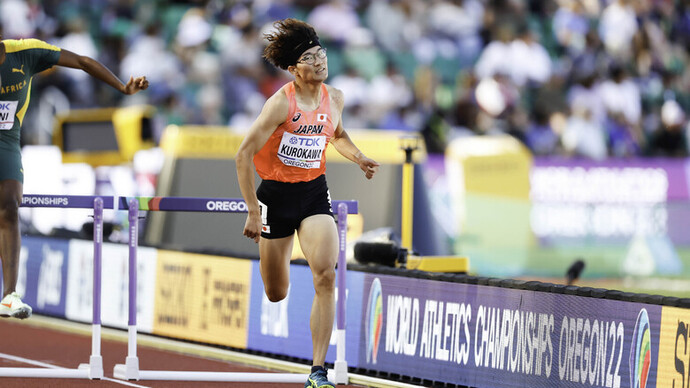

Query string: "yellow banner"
[[657, 306, 690, 386], [325, 130, 426, 164], [160, 125, 245, 159], [153, 250, 252, 348], [446, 135, 532, 200], [160, 125, 426, 163]]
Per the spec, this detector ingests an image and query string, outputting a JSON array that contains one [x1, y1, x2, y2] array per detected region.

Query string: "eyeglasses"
[[297, 48, 327, 65]]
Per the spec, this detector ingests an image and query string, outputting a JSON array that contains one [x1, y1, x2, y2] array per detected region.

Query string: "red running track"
[[0, 316, 366, 388]]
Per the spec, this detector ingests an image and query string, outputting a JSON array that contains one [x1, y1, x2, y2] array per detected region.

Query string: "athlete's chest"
[[0, 55, 30, 97], [287, 93, 338, 137], [288, 110, 333, 136]]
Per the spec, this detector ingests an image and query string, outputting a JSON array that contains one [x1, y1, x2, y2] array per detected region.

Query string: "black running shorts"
[[256, 174, 334, 239], [0, 147, 24, 183]]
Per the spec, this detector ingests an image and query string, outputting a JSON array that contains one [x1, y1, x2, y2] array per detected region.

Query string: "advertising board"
[[359, 274, 663, 388]]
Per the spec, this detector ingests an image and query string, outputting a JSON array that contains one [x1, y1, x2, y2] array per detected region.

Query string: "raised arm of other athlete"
[[328, 86, 379, 180], [236, 90, 289, 243], [57, 49, 148, 94]]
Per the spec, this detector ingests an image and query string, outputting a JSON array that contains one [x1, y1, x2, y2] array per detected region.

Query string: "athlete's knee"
[[0, 196, 19, 225], [312, 267, 336, 292], [264, 285, 289, 302]]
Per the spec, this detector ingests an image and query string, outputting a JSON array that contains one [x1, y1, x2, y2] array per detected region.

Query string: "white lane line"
[[0, 352, 150, 387], [101, 378, 151, 388], [0, 352, 65, 369]]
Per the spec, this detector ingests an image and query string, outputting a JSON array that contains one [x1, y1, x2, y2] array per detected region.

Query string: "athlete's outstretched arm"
[[329, 88, 379, 180], [57, 49, 148, 95], [236, 90, 289, 243]]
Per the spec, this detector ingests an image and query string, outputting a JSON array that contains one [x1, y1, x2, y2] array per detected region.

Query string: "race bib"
[[277, 132, 326, 169], [0, 101, 19, 130]]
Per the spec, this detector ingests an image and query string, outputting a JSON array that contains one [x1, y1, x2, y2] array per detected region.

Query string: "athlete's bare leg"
[[0, 179, 22, 298], [298, 214, 338, 367], [259, 235, 294, 302]]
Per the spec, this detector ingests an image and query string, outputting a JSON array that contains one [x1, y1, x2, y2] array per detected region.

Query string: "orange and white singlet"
[[254, 82, 335, 183]]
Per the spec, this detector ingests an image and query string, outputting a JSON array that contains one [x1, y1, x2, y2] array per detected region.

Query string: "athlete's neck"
[[293, 80, 322, 110]]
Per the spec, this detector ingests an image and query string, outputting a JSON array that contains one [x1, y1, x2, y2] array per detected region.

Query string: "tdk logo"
[[206, 200, 247, 212], [0, 103, 11, 110], [298, 137, 321, 147]]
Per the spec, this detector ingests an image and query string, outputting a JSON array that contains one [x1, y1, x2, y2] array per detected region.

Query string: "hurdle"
[[113, 196, 357, 384], [0, 195, 109, 379]]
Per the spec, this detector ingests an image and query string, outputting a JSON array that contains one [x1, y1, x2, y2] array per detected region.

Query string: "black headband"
[[288, 36, 321, 66]]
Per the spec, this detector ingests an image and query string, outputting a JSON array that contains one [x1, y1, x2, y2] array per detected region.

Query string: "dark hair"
[[263, 18, 320, 70]]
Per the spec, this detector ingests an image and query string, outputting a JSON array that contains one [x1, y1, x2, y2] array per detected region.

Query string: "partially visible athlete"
[[0, 37, 148, 319], [236, 18, 379, 388]]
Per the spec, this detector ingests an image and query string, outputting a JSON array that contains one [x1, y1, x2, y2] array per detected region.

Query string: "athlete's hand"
[[359, 156, 380, 180], [243, 213, 262, 243], [123, 76, 149, 95]]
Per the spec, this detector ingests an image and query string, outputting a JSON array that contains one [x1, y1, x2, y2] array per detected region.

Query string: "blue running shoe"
[[305, 368, 335, 388]]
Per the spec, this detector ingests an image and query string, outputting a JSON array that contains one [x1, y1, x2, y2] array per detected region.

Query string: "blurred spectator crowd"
[[3, 0, 690, 158]]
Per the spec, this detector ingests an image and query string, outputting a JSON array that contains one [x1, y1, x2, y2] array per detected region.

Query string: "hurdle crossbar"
[[0, 195, 110, 379], [113, 195, 358, 214], [114, 197, 355, 384]]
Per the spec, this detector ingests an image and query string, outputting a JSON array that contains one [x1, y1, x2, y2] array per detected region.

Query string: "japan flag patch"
[[262, 225, 270, 233], [317, 113, 327, 122]]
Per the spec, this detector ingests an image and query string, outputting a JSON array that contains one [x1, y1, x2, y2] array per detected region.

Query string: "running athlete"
[[236, 19, 379, 388], [0, 38, 148, 319]]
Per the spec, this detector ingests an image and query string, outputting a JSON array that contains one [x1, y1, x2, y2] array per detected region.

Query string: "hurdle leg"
[[78, 197, 104, 379], [113, 199, 141, 380], [333, 202, 349, 384]]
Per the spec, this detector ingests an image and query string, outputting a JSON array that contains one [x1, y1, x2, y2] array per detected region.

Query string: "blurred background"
[[5, 0, 690, 296]]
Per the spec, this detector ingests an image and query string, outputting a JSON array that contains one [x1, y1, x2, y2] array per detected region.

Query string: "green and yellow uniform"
[[0, 39, 60, 183]]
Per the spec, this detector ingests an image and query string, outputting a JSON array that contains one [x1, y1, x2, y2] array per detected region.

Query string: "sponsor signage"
[[17, 236, 69, 317], [153, 251, 251, 348], [278, 132, 326, 169], [360, 274, 663, 388], [532, 158, 690, 245], [0, 100, 19, 129], [246, 263, 363, 365], [532, 158, 689, 201], [20, 194, 115, 209], [657, 307, 690, 387], [21, 196, 69, 207], [65, 240, 157, 331], [119, 196, 248, 213], [205, 200, 247, 212]]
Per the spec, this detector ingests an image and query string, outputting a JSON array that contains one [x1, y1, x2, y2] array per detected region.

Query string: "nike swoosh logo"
[[12, 65, 24, 75], [1, 302, 12, 308]]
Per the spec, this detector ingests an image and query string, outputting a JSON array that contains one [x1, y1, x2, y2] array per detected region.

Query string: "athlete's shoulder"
[[3, 38, 60, 54], [324, 84, 342, 97], [260, 85, 290, 123], [267, 84, 290, 107], [325, 84, 344, 110]]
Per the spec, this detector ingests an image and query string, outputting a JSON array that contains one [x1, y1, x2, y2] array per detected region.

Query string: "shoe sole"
[[307, 380, 334, 388], [0, 308, 32, 319]]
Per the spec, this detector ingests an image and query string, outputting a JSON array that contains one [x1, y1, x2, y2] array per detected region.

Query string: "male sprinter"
[[0, 37, 148, 319], [236, 19, 379, 388]]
